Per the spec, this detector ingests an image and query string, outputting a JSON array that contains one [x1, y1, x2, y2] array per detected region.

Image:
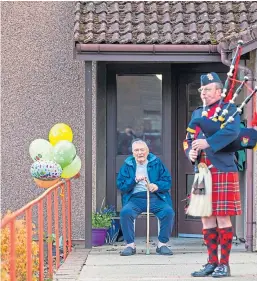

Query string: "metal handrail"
[[1, 177, 76, 281]]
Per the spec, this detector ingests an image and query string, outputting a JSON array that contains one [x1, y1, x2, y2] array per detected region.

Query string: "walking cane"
[[145, 178, 150, 255]]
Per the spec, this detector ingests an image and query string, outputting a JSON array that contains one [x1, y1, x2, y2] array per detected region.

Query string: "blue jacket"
[[117, 153, 173, 207], [184, 101, 240, 172]]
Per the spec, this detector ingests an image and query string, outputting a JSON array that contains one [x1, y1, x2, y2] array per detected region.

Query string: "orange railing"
[[1, 178, 74, 281]]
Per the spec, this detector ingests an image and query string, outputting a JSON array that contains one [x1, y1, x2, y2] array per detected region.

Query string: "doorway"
[[106, 63, 228, 236]]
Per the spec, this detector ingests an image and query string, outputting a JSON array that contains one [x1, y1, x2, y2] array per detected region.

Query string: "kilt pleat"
[[200, 153, 242, 216]]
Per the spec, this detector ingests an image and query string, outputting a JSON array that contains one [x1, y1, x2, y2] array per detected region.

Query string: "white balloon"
[[29, 139, 54, 161]]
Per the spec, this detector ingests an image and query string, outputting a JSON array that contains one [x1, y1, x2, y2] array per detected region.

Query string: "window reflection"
[[187, 82, 202, 122], [117, 75, 162, 155]]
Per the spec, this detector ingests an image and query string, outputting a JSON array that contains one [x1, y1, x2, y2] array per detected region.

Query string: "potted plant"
[[104, 206, 120, 245], [92, 204, 116, 246]]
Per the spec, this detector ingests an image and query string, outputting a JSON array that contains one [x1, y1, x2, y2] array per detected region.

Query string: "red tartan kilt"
[[200, 153, 242, 216]]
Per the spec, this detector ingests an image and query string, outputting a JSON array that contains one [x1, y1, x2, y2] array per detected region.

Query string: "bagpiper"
[[183, 71, 242, 278]]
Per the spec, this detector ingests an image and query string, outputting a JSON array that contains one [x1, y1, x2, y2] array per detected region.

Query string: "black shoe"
[[212, 264, 231, 278], [191, 263, 217, 277]]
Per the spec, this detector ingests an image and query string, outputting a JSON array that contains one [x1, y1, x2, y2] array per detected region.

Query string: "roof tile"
[[188, 13, 197, 24], [198, 2, 208, 14], [238, 2, 247, 12], [122, 12, 132, 24], [95, 2, 105, 13], [109, 2, 119, 14], [75, 1, 257, 47], [175, 13, 184, 24], [175, 33, 185, 44], [149, 12, 158, 24], [85, 1, 95, 12], [136, 2, 145, 14], [173, 22, 184, 35], [162, 32, 172, 44], [161, 2, 170, 14], [135, 13, 144, 24], [250, 2, 257, 12], [162, 12, 171, 24], [185, 2, 194, 14], [108, 22, 119, 34], [172, 2, 183, 14], [163, 22, 172, 34], [96, 33, 106, 43], [137, 32, 146, 43], [188, 22, 197, 35], [97, 22, 107, 34]]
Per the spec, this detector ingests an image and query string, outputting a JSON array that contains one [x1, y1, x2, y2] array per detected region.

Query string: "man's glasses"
[[197, 87, 213, 93], [198, 87, 221, 93]]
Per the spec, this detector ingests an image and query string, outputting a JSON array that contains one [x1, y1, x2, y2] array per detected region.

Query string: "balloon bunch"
[[29, 123, 81, 188]]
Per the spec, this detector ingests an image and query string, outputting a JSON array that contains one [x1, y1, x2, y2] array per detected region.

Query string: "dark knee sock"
[[202, 227, 218, 265], [218, 227, 233, 265]]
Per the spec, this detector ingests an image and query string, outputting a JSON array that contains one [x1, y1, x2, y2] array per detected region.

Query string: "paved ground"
[[54, 237, 257, 281]]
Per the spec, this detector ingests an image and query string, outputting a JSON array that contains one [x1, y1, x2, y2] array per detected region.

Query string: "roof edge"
[[75, 43, 218, 54]]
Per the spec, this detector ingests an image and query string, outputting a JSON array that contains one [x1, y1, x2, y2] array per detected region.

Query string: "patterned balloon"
[[30, 160, 62, 180]]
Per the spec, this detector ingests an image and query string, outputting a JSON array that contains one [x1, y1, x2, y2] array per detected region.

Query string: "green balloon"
[[53, 140, 76, 168], [61, 155, 81, 179]]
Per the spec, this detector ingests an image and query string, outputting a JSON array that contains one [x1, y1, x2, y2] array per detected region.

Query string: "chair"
[[134, 212, 160, 235]]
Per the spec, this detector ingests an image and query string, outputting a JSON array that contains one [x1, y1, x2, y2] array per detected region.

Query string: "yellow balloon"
[[49, 123, 73, 146]]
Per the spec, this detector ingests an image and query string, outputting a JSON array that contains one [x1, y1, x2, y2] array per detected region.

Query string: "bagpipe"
[[187, 41, 257, 153], [185, 40, 257, 217]]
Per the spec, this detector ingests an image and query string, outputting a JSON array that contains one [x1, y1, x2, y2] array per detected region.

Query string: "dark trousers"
[[120, 192, 175, 244]]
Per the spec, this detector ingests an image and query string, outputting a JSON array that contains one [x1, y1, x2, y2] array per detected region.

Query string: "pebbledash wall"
[[1, 1, 95, 240], [2, 1, 257, 245], [246, 49, 257, 251]]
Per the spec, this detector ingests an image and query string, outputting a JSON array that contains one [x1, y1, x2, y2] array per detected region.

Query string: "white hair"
[[214, 82, 223, 89], [132, 139, 149, 151]]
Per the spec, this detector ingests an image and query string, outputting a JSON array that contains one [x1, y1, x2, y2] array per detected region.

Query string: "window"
[[116, 74, 162, 155]]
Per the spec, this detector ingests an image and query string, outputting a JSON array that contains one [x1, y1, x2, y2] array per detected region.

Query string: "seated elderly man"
[[117, 139, 175, 256]]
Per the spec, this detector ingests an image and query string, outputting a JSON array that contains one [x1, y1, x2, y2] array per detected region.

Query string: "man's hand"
[[135, 175, 146, 183], [192, 139, 210, 151], [189, 149, 198, 162], [148, 183, 158, 192]]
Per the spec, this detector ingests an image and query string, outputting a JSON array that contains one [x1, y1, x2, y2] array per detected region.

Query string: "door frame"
[[176, 63, 229, 236], [106, 63, 178, 235]]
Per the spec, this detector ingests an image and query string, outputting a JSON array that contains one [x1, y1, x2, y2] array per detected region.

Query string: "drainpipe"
[[218, 45, 254, 251]]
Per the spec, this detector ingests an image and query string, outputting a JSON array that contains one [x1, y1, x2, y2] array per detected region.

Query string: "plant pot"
[[92, 228, 107, 246]]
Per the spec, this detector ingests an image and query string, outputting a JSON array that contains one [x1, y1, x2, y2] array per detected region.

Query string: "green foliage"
[[92, 212, 112, 229], [1, 211, 39, 281], [43, 233, 56, 244], [92, 205, 116, 229]]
